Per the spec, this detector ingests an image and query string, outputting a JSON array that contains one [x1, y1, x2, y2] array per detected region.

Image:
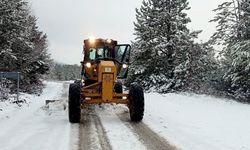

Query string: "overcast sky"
[[28, 0, 224, 65]]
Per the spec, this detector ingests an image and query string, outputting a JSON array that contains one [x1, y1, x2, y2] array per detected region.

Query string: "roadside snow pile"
[[0, 81, 76, 150], [0, 90, 30, 114], [42, 81, 68, 116], [42, 100, 67, 116], [1, 81, 61, 107], [144, 93, 250, 150]]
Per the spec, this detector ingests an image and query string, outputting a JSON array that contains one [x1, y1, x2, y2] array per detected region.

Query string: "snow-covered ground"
[[0, 81, 78, 150], [1, 81, 250, 150], [144, 93, 250, 150]]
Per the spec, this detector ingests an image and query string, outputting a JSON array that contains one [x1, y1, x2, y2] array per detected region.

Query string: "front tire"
[[68, 82, 81, 123], [128, 83, 144, 122], [114, 82, 123, 99]]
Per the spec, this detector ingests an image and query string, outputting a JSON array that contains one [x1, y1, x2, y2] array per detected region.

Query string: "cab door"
[[114, 44, 131, 79]]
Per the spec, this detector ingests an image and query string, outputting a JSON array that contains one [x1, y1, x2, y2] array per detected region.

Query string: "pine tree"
[[185, 43, 218, 94], [0, 0, 51, 94], [0, 0, 29, 71], [131, 0, 200, 92], [210, 0, 250, 101], [21, 16, 51, 93], [48, 63, 81, 81]]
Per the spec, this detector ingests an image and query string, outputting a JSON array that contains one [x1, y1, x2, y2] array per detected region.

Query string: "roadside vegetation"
[[1, 0, 250, 103], [129, 0, 250, 103], [48, 63, 81, 81], [0, 0, 50, 100]]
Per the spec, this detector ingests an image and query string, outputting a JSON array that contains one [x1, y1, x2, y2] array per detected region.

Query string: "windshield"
[[86, 47, 106, 60], [84, 45, 130, 63]]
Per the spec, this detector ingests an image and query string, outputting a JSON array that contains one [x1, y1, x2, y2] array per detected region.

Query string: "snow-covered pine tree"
[[131, 0, 200, 92], [185, 42, 218, 94], [0, 0, 29, 71], [0, 0, 51, 94], [18, 15, 51, 93], [210, 0, 250, 101], [48, 63, 81, 81]]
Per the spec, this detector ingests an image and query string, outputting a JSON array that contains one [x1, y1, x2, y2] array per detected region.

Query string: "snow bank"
[[0, 81, 78, 150], [144, 93, 250, 150]]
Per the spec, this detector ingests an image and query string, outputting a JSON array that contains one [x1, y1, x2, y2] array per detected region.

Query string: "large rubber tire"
[[128, 83, 144, 122], [114, 82, 123, 99], [68, 82, 81, 123], [114, 82, 123, 93], [74, 80, 81, 85]]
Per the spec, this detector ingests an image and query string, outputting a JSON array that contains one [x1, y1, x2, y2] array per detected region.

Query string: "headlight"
[[89, 36, 95, 44], [106, 39, 112, 43], [85, 62, 91, 68], [122, 64, 128, 68]]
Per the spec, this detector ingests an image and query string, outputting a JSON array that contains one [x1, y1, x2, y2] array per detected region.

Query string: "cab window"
[[115, 46, 126, 62], [114, 45, 131, 79], [89, 48, 96, 60], [97, 48, 104, 58], [115, 45, 130, 63]]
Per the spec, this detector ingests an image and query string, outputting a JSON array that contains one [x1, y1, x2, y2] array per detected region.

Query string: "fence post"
[[17, 72, 20, 101]]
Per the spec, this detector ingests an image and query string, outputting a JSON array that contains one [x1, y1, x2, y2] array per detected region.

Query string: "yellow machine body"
[[81, 60, 129, 107], [68, 38, 144, 123]]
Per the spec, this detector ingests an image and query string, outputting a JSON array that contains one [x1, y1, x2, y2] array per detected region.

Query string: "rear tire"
[[128, 83, 144, 122], [68, 82, 81, 123]]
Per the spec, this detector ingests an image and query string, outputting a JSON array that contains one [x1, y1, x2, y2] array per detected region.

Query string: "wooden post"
[[17, 72, 20, 101]]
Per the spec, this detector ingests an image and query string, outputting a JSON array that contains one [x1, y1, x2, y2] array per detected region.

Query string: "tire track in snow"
[[92, 114, 112, 150], [117, 111, 178, 150], [95, 105, 147, 150], [78, 113, 92, 150], [78, 108, 112, 150]]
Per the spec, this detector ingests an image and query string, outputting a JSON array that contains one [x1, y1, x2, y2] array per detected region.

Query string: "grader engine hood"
[[97, 61, 117, 82], [97, 60, 117, 102]]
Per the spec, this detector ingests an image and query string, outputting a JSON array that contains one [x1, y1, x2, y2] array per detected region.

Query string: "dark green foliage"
[[184, 43, 218, 94], [48, 63, 81, 81], [0, 0, 51, 94], [129, 0, 216, 94], [210, 0, 250, 102]]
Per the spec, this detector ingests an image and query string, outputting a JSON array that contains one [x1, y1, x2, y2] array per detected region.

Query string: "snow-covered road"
[[1, 81, 250, 150], [79, 105, 176, 150]]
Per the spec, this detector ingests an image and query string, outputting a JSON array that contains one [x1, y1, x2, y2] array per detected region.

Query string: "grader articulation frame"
[[68, 38, 144, 123]]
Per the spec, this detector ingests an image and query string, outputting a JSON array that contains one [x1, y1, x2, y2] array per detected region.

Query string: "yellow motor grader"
[[68, 38, 144, 123]]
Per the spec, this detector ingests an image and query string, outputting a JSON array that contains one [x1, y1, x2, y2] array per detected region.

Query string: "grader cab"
[[68, 38, 144, 123]]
